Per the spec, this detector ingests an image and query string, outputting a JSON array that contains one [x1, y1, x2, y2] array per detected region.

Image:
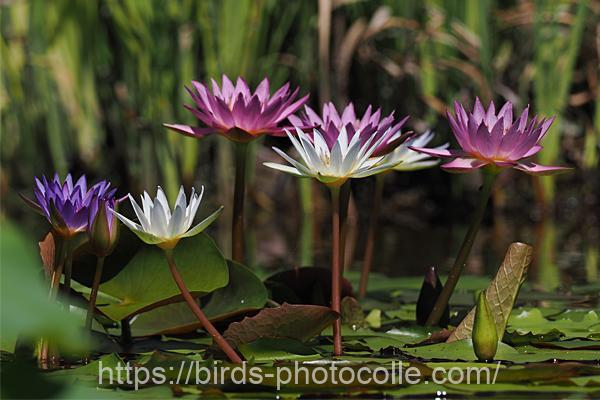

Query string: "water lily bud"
[[88, 200, 118, 257], [472, 290, 498, 361], [416, 266, 449, 327]]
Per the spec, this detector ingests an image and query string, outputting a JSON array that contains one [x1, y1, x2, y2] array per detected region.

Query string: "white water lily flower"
[[386, 130, 449, 171], [264, 127, 400, 185], [113, 185, 223, 250]]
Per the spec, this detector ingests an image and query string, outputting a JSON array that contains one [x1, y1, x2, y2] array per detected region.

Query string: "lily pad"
[[402, 339, 600, 363], [507, 308, 600, 340], [221, 303, 338, 349], [95, 234, 228, 321], [128, 261, 268, 336]]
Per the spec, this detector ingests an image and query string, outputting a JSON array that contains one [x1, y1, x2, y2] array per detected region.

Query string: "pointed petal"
[[182, 206, 224, 238], [408, 147, 465, 158], [163, 123, 214, 138], [440, 157, 489, 173], [513, 162, 573, 176], [263, 162, 306, 177]]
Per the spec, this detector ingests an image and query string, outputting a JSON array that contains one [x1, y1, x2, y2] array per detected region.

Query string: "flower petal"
[[513, 162, 573, 176], [182, 206, 224, 238], [440, 157, 489, 173], [408, 147, 465, 158], [163, 123, 214, 138]]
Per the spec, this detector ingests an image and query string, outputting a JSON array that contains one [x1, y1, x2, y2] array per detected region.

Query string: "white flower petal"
[[181, 206, 223, 238], [263, 162, 306, 177], [128, 194, 151, 232], [156, 186, 172, 219], [175, 185, 187, 210], [151, 197, 169, 237], [169, 205, 186, 237]]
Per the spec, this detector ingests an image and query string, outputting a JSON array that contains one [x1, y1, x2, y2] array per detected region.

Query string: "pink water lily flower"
[[289, 102, 410, 157], [411, 98, 571, 175], [165, 75, 308, 142]]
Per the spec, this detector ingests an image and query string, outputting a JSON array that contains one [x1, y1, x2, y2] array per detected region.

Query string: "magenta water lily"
[[165, 75, 308, 142], [27, 173, 116, 239], [412, 98, 571, 175], [165, 75, 307, 263], [289, 102, 410, 156]]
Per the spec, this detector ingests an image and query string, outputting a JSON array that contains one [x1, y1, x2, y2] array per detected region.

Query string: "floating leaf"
[[221, 303, 338, 349], [507, 308, 600, 340], [95, 234, 228, 321], [127, 261, 268, 336], [238, 338, 319, 361], [403, 339, 599, 363], [448, 242, 533, 342]]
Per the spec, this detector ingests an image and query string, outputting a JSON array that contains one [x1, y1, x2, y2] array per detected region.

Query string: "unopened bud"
[[416, 266, 449, 326], [89, 200, 118, 256], [472, 290, 498, 361]]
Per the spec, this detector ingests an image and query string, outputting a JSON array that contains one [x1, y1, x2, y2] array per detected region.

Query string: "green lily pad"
[[402, 339, 600, 363], [96, 234, 228, 321], [128, 261, 268, 336], [507, 308, 600, 340], [238, 338, 319, 361]]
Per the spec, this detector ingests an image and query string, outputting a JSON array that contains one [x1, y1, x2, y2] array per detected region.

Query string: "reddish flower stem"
[[359, 174, 384, 298], [232, 142, 248, 264], [164, 250, 242, 364], [339, 181, 351, 269], [426, 171, 498, 326], [85, 256, 105, 331], [329, 185, 342, 356], [41, 239, 67, 368]]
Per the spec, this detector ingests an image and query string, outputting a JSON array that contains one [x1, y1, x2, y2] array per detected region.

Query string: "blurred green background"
[[1, 0, 598, 288]]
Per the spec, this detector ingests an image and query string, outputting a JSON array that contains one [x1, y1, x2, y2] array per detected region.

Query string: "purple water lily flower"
[[164, 75, 308, 142], [288, 102, 411, 157], [26, 174, 116, 238], [411, 98, 572, 175]]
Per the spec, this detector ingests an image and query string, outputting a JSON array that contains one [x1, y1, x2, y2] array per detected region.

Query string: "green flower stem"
[[426, 170, 498, 326], [232, 142, 248, 263], [85, 256, 105, 331], [164, 249, 243, 364], [329, 184, 343, 356], [359, 174, 385, 298]]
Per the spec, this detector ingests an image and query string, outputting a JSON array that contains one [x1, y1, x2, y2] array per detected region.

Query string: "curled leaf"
[[448, 242, 533, 342]]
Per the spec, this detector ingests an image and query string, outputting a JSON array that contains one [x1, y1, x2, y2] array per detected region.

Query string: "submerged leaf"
[[448, 242, 533, 342]]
